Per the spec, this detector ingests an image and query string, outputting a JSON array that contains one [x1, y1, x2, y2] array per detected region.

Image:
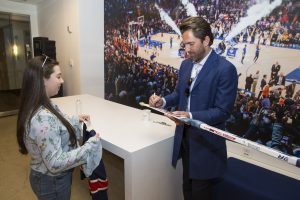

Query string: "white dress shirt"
[[187, 49, 212, 115], [161, 49, 212, 119]]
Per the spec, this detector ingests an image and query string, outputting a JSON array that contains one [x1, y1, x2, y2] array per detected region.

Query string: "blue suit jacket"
[[164, 50, 238, 179]]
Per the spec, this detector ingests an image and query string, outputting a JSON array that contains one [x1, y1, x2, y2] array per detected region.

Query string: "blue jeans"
[[29, 169, 72, 200]]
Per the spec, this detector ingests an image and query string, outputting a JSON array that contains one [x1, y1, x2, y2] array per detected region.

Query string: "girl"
[[17, 55, 102, 200]]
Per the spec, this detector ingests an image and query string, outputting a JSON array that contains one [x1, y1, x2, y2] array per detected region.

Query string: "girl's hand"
[[95, 132, 101, 139], [79, 114, 90, 122]]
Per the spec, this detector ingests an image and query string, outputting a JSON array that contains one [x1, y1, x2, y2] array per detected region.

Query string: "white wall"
[[37, 0, 104, 97], [37, 0, 81, 96], [78, 0, 104, 97]]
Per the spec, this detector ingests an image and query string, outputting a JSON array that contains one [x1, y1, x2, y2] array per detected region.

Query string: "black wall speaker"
[[33, 37, 56, 59]]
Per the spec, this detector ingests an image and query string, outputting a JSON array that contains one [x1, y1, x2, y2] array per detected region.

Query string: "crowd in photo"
[[227, 65, 300, 155], [227, 87, 300, 155], [105, 36, 178, 107], [105, 0, 300, 52], [230, 0, 300, 49], [178, 0, 300, 49], [104, 0, 300, 156], [104, 0, 181, 108], [158, 0, 300, 49]]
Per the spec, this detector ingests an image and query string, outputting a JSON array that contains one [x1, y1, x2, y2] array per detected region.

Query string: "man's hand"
[[165, 111, 190, 125], [149, 94, 163, 108]]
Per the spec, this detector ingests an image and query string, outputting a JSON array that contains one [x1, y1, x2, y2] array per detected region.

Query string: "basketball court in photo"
[[137, 32, 300, 95]]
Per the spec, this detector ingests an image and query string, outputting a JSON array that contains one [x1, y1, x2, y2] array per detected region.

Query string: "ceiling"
[[8, 0, 45, 5]]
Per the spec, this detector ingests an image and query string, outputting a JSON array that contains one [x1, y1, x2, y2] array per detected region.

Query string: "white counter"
[[52, 94, 183, 200], [52, 94, 300, 199]]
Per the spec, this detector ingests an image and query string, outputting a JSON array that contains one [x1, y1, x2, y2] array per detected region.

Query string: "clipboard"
[[139, 102, 186, 121]]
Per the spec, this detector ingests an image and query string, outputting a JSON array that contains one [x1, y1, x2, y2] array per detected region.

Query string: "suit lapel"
[[183, 59, 194, 83], [180, 60, 193, 110], [191, 50, 217, 91]]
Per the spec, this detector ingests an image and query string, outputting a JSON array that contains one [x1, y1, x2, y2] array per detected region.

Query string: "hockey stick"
[[139, 102, 300, 167], [180, 118, 300, 168]]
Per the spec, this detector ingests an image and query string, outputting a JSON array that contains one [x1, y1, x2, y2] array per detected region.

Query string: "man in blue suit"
[[149, 16, 237, 200]]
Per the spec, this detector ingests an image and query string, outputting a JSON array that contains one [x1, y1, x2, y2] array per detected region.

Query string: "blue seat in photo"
[[286, 67, 300, 84]]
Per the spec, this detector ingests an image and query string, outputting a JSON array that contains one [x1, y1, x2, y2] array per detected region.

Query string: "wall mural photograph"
[[104, 0, 300, 159]]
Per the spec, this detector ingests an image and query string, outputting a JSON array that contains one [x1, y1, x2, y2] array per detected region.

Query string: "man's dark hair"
[[179, 16, 214, 46]]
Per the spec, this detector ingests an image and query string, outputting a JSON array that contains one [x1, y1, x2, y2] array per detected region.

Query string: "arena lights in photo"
[[104, 0, 300, 158]]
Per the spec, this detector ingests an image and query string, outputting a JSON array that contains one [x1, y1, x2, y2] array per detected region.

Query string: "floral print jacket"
[[25, 104, 102, 177]]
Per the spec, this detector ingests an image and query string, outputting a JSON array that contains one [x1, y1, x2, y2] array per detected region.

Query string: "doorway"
[[0, 12, 32, 117]]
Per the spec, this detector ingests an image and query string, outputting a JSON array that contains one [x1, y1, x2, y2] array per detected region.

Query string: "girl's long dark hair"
[[17, 55, 77, 154]]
